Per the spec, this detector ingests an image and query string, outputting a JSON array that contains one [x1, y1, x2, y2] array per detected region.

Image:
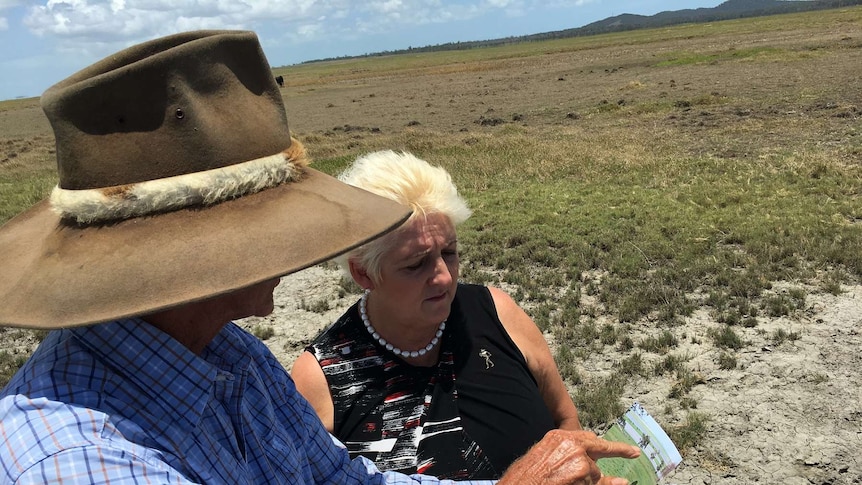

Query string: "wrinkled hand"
[[497, 429, 640, 485]]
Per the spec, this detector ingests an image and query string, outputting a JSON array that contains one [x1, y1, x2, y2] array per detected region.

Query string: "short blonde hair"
[[334, 150, 472, 283]]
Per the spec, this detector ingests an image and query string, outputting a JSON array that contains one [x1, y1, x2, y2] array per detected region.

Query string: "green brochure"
[[598, 402, 683, 485]]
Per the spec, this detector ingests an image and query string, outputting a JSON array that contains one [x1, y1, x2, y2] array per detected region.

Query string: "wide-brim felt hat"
[[0, 30, 411, 329]]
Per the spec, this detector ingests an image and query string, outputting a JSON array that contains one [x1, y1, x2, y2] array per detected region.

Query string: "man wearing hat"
[[0, 31, 638, 484]]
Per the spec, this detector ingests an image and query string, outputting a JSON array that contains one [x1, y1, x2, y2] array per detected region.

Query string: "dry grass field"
[[2, 7, 862, 485]]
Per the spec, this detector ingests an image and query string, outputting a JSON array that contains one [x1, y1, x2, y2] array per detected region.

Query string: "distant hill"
[[306, 0, 862, 63], [560, 0, 861, 37]]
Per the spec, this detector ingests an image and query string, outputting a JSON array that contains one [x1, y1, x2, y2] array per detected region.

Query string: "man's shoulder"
[[0, 395, 107, 472], [0, 394, 185, 482]]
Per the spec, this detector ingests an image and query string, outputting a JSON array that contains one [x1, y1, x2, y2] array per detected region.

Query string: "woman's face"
[[370, 212, 459, 328]]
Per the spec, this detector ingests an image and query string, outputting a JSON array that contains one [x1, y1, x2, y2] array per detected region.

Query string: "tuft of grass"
[[638, 330, 679, 354], [771, 328, 801, 345], [336, 276, 363, 297], [616, 352, 646, 377], [654, 353, 687, 377], [710, 325, 745, 350], [618, 335, 634, 352], [820, 270, 846, 295], [300, 298, 332, 314], [573, 375, 626, 429], [669, 367, 704, 398], [668, 411, 711, 451], [717, 352, 738, 370], [0, 329, 48, 388], [555, 344, 583, 385], [252, 325, 275, 341], [0, 351, 30, 387], [762, 289, 806, 317], [809, 373, 828, 384], [599, 323, 620, 345], [679, 397, 698, 410]]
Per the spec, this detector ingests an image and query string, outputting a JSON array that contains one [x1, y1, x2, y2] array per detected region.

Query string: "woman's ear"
[[348, 259, 375, 290]]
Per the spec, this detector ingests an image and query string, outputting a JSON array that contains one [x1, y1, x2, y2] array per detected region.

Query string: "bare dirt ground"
[[2, 14, 861, 485]]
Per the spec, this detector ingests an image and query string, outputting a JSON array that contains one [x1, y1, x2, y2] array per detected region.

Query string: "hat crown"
[[41, 30, 290, 190]]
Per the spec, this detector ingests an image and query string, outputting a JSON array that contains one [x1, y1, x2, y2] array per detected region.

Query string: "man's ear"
[[348, 259, 375, 290]]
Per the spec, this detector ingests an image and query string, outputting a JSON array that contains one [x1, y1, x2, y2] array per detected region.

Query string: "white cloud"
[[15, 0, 582, 60], [23, 0, 334, 39], [0, 16, 7, 30], [18, 0, 540, 45]]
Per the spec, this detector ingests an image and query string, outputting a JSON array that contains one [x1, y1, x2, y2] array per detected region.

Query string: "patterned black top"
[[307, 283, 555, 479]]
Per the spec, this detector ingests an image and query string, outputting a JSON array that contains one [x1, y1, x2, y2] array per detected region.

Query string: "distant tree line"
[[301, 0, 862, 65]]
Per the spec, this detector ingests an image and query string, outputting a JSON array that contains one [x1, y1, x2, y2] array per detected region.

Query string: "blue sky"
[[0, 1, 722, 101]]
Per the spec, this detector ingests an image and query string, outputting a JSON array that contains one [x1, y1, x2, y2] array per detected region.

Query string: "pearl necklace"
[[359, 290, 446, 358]]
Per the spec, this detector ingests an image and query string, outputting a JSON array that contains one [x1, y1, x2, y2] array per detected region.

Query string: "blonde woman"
[[293, 150, 585, 480]]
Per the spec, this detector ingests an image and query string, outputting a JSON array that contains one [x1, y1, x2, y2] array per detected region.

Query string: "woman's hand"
[[497, 429, 640, 485]]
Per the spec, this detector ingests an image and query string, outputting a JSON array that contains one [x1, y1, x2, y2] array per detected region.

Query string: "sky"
[[0, 0, 723, 101]]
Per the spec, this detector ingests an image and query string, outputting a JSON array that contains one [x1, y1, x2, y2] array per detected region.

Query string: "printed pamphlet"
[[597, 402, 682, 485]]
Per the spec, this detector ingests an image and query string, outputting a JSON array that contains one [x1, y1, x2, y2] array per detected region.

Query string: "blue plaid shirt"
[[0, 318, 496, 484]]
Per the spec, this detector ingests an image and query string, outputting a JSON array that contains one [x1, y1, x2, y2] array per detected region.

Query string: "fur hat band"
[[50, 139, 309, 224]]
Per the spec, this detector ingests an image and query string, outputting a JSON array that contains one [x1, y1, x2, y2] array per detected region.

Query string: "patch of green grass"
[[451, 120, 862, 328], [0, 173, 57, 224], [531, 302, 556, 332], [654, 46, 785, 68]]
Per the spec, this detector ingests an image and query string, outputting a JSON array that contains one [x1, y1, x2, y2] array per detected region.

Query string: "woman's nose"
[[429, 257, 454, 285]]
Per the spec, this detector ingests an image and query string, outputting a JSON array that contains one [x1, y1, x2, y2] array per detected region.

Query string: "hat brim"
[[0, 168, 411, 329]]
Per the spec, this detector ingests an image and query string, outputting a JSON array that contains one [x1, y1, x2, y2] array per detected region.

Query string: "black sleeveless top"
[[307, 283, 555, 479]]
